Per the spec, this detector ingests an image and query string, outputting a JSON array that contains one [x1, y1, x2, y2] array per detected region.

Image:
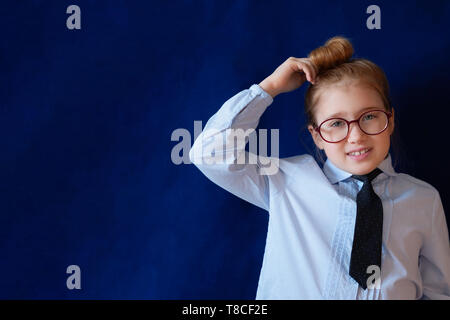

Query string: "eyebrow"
[[325, 106, 381, 119]]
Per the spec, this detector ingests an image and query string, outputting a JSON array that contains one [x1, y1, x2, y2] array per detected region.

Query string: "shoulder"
[[280, 154, 317, 166], [260, 154, 319, 174], [277, 154, 323, 174], [260, 153, 322, 181], [274, 154, 327, 181], [391, 172, 440, 199], [264, 154, 330, 197]]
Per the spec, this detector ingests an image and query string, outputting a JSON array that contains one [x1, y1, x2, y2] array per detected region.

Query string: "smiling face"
[[307, 81, 395, 175]]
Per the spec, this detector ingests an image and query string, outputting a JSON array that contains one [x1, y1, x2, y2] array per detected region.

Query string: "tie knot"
[[352, 168, 383, 183]]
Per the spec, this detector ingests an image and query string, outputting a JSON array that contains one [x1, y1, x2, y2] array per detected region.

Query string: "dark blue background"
[[1, 0, 449, 299]]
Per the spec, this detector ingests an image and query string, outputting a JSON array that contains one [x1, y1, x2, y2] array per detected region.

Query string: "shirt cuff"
[[249, 84, 274, 106]]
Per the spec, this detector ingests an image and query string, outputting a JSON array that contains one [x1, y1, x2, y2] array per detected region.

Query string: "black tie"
[[349, 168, 383, 290]]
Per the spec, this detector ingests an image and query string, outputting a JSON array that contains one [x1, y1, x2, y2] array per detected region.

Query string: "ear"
[[388, 107, 395, 135], [308, 124, 325, 150]]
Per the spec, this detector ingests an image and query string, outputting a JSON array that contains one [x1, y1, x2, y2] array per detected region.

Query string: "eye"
[[329, 120, 344, 127], [362, 113, 377, 121]]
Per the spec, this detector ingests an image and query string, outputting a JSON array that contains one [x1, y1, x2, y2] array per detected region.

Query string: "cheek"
[[369, 134, 391, 158], [324, 144, 345, 157], [376, 133, 391, 148]]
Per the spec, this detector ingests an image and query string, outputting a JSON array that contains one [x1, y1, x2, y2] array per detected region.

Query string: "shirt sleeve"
[[419, 190, 450, 300], [189, 84, 276, 212]]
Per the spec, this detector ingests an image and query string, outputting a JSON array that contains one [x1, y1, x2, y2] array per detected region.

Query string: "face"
[[307, 82, 395, 175]]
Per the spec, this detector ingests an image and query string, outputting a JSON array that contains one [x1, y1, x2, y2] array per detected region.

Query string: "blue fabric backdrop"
[[1, 0, 449, 299]]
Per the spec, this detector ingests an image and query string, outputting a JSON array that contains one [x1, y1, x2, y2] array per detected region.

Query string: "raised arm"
[[189, 58, 317, 211]]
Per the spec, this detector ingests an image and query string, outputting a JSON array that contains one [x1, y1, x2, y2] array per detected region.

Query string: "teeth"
[[349, 148, 369, 156]]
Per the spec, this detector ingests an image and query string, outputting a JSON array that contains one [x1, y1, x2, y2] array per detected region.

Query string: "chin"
[[347, 163, 377, 175]]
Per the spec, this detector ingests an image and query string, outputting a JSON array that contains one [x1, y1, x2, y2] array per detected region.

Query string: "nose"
[[347, 121, 366, 143]]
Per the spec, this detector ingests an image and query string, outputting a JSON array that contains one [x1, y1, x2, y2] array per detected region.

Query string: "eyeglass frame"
[[313, 109, 393, 143]]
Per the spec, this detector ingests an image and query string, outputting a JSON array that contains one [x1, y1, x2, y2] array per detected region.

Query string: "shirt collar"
[[323, 153, 397, 184]]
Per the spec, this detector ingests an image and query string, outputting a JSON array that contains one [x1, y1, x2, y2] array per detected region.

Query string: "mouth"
[[347, 148, 371, 160]]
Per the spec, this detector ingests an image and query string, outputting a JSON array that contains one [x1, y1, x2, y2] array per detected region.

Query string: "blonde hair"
[[305, 36, 392, 126]]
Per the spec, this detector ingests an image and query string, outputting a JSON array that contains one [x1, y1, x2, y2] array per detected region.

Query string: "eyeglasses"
[[314, 109, 393, 143]]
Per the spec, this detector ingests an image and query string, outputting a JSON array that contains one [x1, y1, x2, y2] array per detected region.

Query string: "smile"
[[347, 148, 370, 156]]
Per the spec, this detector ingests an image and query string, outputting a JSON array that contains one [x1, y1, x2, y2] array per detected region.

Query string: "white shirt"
[[189, 84, 450, 299]]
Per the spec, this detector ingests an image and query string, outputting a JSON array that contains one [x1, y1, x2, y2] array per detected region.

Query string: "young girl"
[[189, 36, 450, 299]]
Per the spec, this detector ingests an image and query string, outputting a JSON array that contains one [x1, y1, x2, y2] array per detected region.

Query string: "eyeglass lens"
[[320, 111, 388, 142]]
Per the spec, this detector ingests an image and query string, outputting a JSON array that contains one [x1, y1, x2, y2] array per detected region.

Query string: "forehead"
[[314, 83, 384, 121]]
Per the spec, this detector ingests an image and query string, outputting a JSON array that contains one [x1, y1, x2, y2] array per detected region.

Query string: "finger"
[[296, 61, 314, 83], [301, 59, 317, 82], [304, 59, 318, 76], [290, 57, 315, 83]]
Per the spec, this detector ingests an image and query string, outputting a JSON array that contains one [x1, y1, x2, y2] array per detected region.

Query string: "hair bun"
[[308, 36, 354, 73]]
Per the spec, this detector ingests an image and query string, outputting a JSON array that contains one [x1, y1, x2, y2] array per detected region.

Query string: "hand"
[[258, 57, 318, 98]]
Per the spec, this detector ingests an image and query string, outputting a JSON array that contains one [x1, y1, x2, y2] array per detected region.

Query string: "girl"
[[189, 36, 450, 299]]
